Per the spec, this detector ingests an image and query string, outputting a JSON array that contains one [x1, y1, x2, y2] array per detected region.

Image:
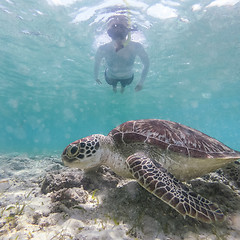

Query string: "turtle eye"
[[68, 145, 78, 156]]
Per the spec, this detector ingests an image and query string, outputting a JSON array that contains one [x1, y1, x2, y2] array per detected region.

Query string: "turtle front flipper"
[[126, 153, 225, 223]]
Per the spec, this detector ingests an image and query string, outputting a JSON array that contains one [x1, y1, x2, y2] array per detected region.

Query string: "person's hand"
[[135, 83, 143, 92], [96, 79, 102, 85]]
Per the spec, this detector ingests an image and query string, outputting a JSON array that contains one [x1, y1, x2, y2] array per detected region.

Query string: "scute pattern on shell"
[[108, 119, 240, 159]]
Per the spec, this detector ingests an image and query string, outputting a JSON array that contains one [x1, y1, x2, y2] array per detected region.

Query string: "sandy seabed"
[[0, 154, 240, 240]]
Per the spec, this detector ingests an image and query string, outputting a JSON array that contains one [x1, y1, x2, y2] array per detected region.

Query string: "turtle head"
[[61, 134, 106, 170]]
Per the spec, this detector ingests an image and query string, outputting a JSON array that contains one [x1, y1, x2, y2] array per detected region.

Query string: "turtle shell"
[[108, 119, 240, 159]]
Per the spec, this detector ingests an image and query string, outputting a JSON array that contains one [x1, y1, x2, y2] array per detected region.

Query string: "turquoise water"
[[0, 0, 239, 154]]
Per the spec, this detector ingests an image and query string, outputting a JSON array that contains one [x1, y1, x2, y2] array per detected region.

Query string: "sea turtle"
[[61, 119, 240, 223]]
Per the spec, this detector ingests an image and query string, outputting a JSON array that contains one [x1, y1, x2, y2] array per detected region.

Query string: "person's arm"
[[94, 46, 104, 84], [135, 43, 149, 91]]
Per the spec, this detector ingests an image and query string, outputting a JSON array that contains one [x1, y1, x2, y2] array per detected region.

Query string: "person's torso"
[[103, 41, 139, 79]]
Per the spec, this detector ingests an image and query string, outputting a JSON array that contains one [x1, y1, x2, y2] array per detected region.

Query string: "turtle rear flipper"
[[126, 153, 225, 223]]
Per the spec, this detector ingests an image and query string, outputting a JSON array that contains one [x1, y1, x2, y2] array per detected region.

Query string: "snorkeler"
[[94, 15, 149, 93]]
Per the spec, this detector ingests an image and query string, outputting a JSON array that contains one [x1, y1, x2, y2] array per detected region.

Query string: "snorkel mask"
[[107, 15, 137, 51], [107, 15, 130, 40], [107, 23, 129, 40]]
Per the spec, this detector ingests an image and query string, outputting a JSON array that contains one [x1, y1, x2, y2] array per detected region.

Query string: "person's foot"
[[135, 84, 143, 92]]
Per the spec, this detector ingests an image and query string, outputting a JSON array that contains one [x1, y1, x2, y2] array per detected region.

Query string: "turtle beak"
[[61, 153, 69, 166]]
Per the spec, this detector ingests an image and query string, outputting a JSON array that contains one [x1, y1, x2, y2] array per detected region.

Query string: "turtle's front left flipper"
[[126, 153, 225, 223]]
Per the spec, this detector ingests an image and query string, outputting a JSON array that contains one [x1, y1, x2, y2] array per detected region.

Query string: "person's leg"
[[120, 75, 134, 93], [112, 84, 117, 93], [105, 71, 118, 92]]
